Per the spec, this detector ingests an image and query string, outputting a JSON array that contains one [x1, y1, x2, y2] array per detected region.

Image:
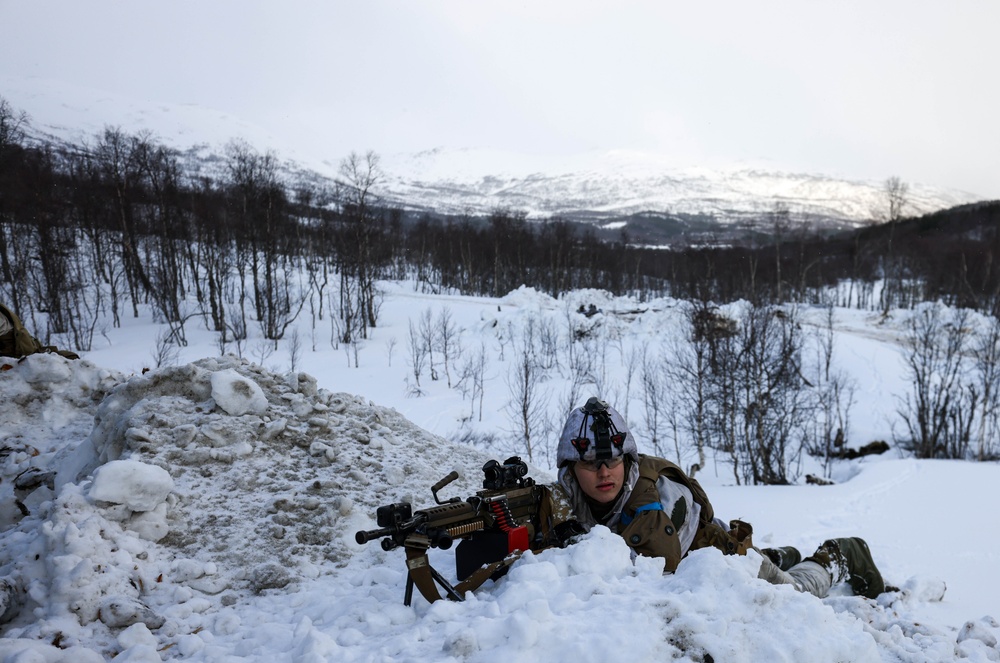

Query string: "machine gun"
[[355, 456, 543, 605]]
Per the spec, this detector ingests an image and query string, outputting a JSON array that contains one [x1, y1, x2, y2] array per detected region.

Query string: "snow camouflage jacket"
[[0, 303, 79, 360], [542, 455, 754, 572], [541, 401, 752, 570]]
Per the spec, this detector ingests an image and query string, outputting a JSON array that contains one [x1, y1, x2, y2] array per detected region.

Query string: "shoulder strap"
[[635, 455, 715, 526]]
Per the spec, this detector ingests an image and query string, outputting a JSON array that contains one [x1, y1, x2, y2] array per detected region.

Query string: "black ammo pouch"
[[551, 519, 586, 547], [456, 529, 526, 582]]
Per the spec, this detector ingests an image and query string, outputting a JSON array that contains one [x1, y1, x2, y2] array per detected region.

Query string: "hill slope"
[[1, 350, 998, 661], [1, 76, 984, 237]]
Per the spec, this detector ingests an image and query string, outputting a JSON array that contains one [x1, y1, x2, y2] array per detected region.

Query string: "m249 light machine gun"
[[355, 457, 543, 606]]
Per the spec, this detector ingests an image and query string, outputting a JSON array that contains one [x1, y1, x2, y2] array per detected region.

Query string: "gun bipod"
[[403, 545, 521, 606], [404, 546, 463, 606]]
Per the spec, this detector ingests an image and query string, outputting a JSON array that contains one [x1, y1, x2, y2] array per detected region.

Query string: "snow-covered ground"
[[2, 283, 999, 662]]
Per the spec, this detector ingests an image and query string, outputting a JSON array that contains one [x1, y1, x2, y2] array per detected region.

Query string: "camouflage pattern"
[[757, 556, 831, 598], [0, 303, 79, 360], [762, 545, 803, 571], [546, 453, 760, 572], [618, 457, 693, 571], [757, 537, 886, 599], [806, 537, 886, 599], [555, 400, 639, 468], [550, 400, 755, 570], [548, 400, 886, 599]]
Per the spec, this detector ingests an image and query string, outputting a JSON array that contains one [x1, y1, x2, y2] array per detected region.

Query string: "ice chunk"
[[210, 369, 268, 416], [17, 353, 73, 385], [128, 503, 169, 541], [89, 460, 174, 512]]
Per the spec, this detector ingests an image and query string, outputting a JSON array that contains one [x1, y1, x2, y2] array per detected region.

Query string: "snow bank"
[[1, 353, 998, 661], [0, 354, 501, 659], [0, 354, 123, 530], [174, 527, 976, 663]]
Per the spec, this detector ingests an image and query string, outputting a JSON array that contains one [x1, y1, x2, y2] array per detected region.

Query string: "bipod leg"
[[430, 566, 465, 602], [404, 573, 415, 607], [404, 546, 464, 604]]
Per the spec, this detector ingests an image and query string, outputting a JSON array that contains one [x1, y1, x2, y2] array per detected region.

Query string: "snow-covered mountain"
[[2, 75, 985, 235], [381, 147, 982, 229]]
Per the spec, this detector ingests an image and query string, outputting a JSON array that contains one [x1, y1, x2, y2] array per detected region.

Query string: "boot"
[[760, 546, 802, 572], [807, 537, 885, 599]]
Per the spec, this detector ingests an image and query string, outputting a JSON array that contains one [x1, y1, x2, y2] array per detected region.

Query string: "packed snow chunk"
[[16, 352, 74, 385], [127, 502, 169, 542], [564, 525, 636, 578], [117, 622, 158, 649], [0, 640, 106, 663], [177, 633, 206, 657], [958, 616, 999, 648], [112, 644, 161, 663], [99, 596, 165, 629], [900, 575, 948, 603], [89, 460, 174, 512], [211, 368, 269, 416]]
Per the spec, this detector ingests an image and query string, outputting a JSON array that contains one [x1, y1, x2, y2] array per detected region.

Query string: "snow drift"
[[1, 353, 998, 662]]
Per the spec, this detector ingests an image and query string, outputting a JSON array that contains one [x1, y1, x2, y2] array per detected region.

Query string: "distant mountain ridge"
[[380, 148, 982, 229], [2, 77, 985, 242]]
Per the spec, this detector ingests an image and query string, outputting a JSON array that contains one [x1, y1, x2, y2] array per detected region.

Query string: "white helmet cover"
[[556, 397, 639, 468]]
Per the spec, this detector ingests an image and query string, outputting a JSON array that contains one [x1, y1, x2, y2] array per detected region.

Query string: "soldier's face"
[[574, 459, 625, 504]]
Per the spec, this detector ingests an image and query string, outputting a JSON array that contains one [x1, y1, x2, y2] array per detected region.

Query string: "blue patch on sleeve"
[[619, 502, 663, 526]]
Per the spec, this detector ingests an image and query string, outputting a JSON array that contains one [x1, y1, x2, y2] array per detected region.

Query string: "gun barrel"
[[355, 526, 395, 545]]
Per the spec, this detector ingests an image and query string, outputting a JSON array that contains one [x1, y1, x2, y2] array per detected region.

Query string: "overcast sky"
[[2, 0, 998, 197]]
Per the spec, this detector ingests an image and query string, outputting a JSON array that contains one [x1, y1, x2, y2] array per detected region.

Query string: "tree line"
[[4, 97, 1000, 352], [415, 295, 1000, 484], [3, 97, 1000, 469], [0, 99, 662, 355]]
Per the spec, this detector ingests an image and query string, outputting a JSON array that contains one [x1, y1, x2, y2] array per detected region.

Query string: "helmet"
[[556, 397, 639, 468]]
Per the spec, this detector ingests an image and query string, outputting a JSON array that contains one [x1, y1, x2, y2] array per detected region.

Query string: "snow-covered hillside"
[[0, 77, 983, 231], [2, 284, 1000, 661], [384, 147, 981, 226]]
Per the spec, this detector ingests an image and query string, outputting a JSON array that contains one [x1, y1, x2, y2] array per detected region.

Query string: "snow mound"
[[0, 354, 123, 530], [183, 527, 979, 663], [499, 285, 558, 312], [0, 355, 500, 658], [1, 354, 997, 661]]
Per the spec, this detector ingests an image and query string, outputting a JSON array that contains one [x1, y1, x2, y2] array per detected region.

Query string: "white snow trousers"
[[757, 555, 831, 598]]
